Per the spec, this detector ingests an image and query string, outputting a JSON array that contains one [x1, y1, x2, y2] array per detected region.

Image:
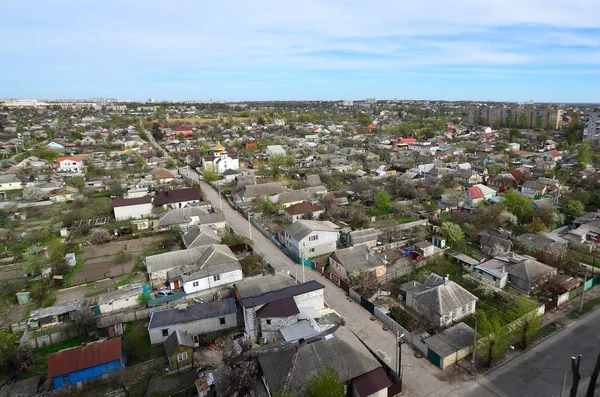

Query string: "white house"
[[266, 145, 286, 157], [56, 156, 85, 173], [112, 196, 153, 221], [166, 246, 242, 294], [145, 244, 240, 289], [235, 278, 326, 343], [399, 273, 478, 328], [407, 142, 439, 154], [90, 283, 144, 315], [282, 220, 339, 259], [148, 298, 238, 345]]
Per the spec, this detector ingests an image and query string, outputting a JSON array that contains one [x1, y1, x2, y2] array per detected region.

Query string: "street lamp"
[[301, 242, 307, 283], [397, 332, 405, 376], [471, 315, 478, 375]]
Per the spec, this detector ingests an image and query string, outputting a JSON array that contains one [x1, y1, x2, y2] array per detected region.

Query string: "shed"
[[423, 322, 475, 370], [164, 329, 196, 372], [16, 291, 31, 305]]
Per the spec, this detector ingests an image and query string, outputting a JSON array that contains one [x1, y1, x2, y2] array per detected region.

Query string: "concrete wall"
[[149, 311, 237, 344], [182, 269, 243, 294], [296, 231, 338, 259], [99, 295, 140, 314], [114, 203, 153, 221], [440, 344, 473, 371], [293, 289, 325, 311], [260, 315, 297, 342]]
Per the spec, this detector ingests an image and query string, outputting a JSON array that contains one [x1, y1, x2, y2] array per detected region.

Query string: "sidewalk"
[[541, 284, 600, 327]]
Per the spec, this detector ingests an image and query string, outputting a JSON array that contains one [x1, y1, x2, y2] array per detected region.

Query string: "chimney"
[[444, 274, 450, 284], [413, 281, 416, 287]]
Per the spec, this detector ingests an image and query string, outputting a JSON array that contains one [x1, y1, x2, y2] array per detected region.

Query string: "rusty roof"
[[47, 338, 122, 378]]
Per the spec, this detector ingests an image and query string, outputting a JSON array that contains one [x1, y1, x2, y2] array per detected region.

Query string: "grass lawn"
[[114, 272, 136, 288], [63, 259, 84, 286], [123, 321, 165, 366], [568, 297, 600, 319], [32, 335, 96, 356], [84, 288, 108, 298], [535, 322, 563, 341]]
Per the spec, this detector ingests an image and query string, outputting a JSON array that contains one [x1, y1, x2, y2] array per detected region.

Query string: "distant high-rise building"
[[365, 98, 377, 104], [342, 100, 353, 107], [467, 106, 562, 130], [584, 109, 600, 144]]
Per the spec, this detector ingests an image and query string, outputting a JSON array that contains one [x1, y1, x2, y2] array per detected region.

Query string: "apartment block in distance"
[[584, 109, 600, 144], [467, 106, 563, 130]]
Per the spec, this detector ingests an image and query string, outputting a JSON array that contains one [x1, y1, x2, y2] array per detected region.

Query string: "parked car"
[[155, 289, 173, 297]]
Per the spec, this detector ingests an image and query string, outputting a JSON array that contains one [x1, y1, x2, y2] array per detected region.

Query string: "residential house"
[[347, 228, 380, 248], [329, 245, 385, 282], [154, 188, 201, 209], [148, 298, 237, 345], [182, 225, 221, 249], [423, 322, 477, 371], [234, 277, 325, 343], [88, 283, 145, 315], [266, 145, 286, 157], [284, 201, 324, 222], [146, 244, 241, 291], [514, 233, 567, 263], [112, 196, 153, 221], [174, 125, 194, 138], [164, 329, 195, 372], [46, 141, 65, 150], [375, 165, 396, 177], [544, 150, 563, 162], [477, 254, 557, 294], [480, 230, 513, 256], [465, 184, 497, 206], [408, 142, 439, 154], [271, 190, 311, 209], [153, 170, 176, 183], [489, 173, 518, 192], [47, 338, 125, 390], [565, 219, 600, 247], [256, 325, 391, 397], [235, 182, 286, 202], [399, 273, 478, 328], [520, 180, 547, 198], [473, 261, 509, 288], [304, 174, 321, 187], [454, 169, 483, 185], [158, 207, 225, 231], [49, 186, 79, 202], [0, 173, 24, 190], [56, 156, 85, 173], [282, 220, 339, 259]]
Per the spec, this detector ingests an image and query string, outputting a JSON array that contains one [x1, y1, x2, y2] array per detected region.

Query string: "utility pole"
[[248, 211, 252, 240], [471, 316, 478, 374], [580, 271, 588, 313], [218, 185, 222, 210], [396, 330, 400, 375]]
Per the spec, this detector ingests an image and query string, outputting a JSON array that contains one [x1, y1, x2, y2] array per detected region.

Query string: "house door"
[[174, 280, 181, 289], [427, 348, 442, 369]]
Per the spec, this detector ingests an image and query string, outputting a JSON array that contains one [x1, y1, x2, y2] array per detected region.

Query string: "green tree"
[[66, 176, 85, 190], [578, 143, 593, 168], [502, 189, 534, 223], [477, 313, 510, 367], [377, 150, 392, 163], [562, 199, 584, 218], [357, 113, 373, 126], [305, 365, 345, 397], [510, 295, 542, 350], [538, 131, 550, 142], [441, 221, 464, 245], [372, 191, 391, 216], [0, 330, 19, 367], [202, 168, 220, 182]]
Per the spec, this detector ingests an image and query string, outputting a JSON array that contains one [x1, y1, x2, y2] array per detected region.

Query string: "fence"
[[96, 306, 167, 329], [314, 261, 350, 291], [22, 325, 82, 350], [373, 307, 428, 355], [372, 240, 410, 252]]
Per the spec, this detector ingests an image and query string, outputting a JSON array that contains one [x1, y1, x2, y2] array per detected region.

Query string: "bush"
[[240, 254, 263, 276], [90, 228, 112, 245]]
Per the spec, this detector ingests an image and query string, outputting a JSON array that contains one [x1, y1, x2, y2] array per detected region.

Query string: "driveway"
[[197, 177, 455, 397]]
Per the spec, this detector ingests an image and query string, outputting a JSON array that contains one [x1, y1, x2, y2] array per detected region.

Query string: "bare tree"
[[570, 354, 582, 397], [586, 350, 600, 397], [90, 228, 112, 245]]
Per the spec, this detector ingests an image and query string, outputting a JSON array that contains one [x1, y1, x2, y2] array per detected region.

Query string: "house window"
[[193, 281, 199, 287], [162, 329, 169, 337], [309, 235, 319, 241], [266, 319, 271, 325], [61, 376, 71, 386], [468, 302, 473, 311], [451, 310, 457, 319], [219, 317, 226, 325], [213, 274, 221, 282], [309, 248, 315, 253], [177, 351, 188, 362], [461, 306, 465, 314]]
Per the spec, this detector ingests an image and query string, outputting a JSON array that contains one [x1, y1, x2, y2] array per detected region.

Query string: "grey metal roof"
[[145, 244, 237, 274], [30, 300, 83, 320], [423, 322, 475, 358], [96, 283, 142, 305], [148, 298, 236, 329], [414, 273, 478, 316], [241, 182, 286, 198], [348, 228, 379, 244], [234, 273, 297, 299], [182, 225, 220, 249], [330, 245, 382, 273], [239, 280, 324, 308], [158, 206, 212, 227], [0, 375, 40, 397], [279, 319, 319, 342], [284, 220, 337, 241], [305, 174, 321, 187], [164, 329, 195, 357], [514, 233, 566, 255]]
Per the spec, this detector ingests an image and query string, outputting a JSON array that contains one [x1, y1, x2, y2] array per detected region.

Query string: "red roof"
[[174, 125, 193, 131], [400, 137, 417, 144], [47, 338, 122, 378], [468, 186, 484, 199], [548, 150, 562, 158], [284, 201, 322, 215], [57, 156, 84, 163], [509, 169, 524, 181]]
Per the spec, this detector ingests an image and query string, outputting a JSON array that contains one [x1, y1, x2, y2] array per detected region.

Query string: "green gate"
[[427, 348, 442, 369]]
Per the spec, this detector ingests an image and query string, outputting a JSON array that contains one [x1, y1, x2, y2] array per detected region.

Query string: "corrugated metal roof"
[[47, 338, 122, 378], [148, 298, 236, 329], [256, 296, 299, 318], [239, 280, 324, 308]]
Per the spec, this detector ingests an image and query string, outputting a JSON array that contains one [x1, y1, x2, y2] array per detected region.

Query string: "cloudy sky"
[[1, 0, 599, 102]]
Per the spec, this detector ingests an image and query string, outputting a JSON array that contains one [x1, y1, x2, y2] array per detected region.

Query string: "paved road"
[[449, 308, 600, 397], [192, 175, 455, 397]]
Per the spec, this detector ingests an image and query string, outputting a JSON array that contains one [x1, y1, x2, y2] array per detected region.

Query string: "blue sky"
[[1, 0, 599, 102]]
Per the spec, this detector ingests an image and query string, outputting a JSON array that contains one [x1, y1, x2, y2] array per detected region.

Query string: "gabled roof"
[[507, 258, 556, 284], [284, 220, 338, 241], [182, 225, 220, 249], [330, 245, 382, 273], [467, 186, 484, 199], [241, 182, 286, 198], [47, 338, 122, 378], [158, 206, 222, 227], [284, 201, 322, 216], [239, 280, 324, 308], [145, 244, 236, 274], [353, 367, 393, 397], [154, 188, 201, 205], [164, 329, 195, 357], [148, 298, 236, 329], [57, 156, 84, 163], [413, 273, 478, 316], [256, 296, 300, 318], [112, 196, 152, 207]]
